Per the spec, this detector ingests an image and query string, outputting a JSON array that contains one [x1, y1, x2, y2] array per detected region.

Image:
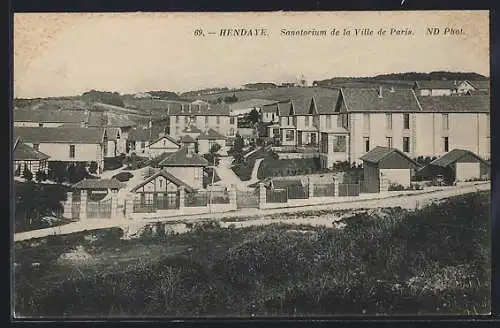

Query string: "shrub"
[[89, 161, 98, 174], [22, 166, 33, 181], [35, 170, 47, 183]]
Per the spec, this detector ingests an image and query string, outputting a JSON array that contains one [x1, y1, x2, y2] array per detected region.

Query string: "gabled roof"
[[428, 149, 489, 167], [72, 178, 125, 190], [128, 126, 165, 142], [360, 146, 420, 167], [197, 128, 226, 140], [277, 101, 293, 116], [261, 103, 279, 114], [180, 135, 197, 143], [13, 127, 106, 144], [13, 138, 50, 161], [314, 94, 340, 114], [341, 88, 421, 112], [291, 97, 314, 115], [105, 113, 136, 127], [414, 80, 460, 90], [183, 124, 203, 133], [148, 134, 180, 147], [416, 95, 490, 113], [106, 127, 121, 141], [158, 147, 209, 167], [130, 169, 195, 193]]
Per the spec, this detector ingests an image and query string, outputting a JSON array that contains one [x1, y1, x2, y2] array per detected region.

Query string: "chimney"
[[378, 86, 383, 98], [186, 148, 193, 158], [80, 121, 86, 128], [390, 86, 395, 93]]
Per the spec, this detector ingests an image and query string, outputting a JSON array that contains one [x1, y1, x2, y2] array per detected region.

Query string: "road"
[[13, 182, 489, 242]]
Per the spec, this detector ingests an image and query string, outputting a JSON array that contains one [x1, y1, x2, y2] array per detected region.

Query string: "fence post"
[[79, 190, 87, 220], [111, 189, 119, 219], [334, 179, 340, 196], [308, 179, 314, 198], [259, 183, 266, 209], [63, 191, 73, 219], [126, 193, 134, 219], [179, 186, 185, 212], [229, 186, 237, 210]]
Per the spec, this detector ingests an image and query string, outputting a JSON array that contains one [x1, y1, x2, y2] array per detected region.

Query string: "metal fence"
[[338, 183, 360, 197], [286, 185, 309, 199], [132, 192, 180, 213], [266, 189, 288, 203], [313, 183, 335, 197], [87, 199, 112, 218], [209, 191, 231, 204], [236, 189, 260, 209], [185, 191, 209, 207]]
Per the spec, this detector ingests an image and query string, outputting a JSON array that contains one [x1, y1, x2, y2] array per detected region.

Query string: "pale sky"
[[14, 11, 489, 98]]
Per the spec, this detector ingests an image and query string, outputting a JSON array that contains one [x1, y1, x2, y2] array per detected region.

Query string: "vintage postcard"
[[12, 11, 491, 318]]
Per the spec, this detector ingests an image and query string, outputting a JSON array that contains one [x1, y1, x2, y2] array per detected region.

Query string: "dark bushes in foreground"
[[14, 192, 490, 316]]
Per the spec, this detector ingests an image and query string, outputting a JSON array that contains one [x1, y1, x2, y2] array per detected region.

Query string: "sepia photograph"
[[12, 11, 491, 317]]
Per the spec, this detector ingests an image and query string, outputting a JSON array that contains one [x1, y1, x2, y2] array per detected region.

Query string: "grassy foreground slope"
[[14, 191, 490, 317]]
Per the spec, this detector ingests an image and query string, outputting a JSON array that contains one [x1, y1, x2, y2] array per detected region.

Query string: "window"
[[443, 137, 449, 152], [320, 133, 328, 153], [69, 145, 75, 158], [159, 179, 163, 188], [38, 123, 43, 127], [184, 116, 189, 124], [176, 116, 180, 123], [287, 117, 292, 125], [285, 130, 294, 141], [141, 141, 146, 149], [230, 117, 235, 124], [332, 136, 347, 152], [386, 113, 392, 130], [194, 168, 200, 180], [403, 137, 410, 152], [386, 137, 392, 148], [205, 116, 209, 125], [229, 128, 235, 136], [103, 141, 108, 155], [216, 116, 220, 125], [163, 140, 166, 147], [363, 114, 370, 130], [336, 115, 343, 128], [442, 114, 449, 130], [326, 115, 332, 129], [403, 113, 410, 129], [305, 116, 309, 127], [33, 143, 39, 151], [364, 137, 370, 152]]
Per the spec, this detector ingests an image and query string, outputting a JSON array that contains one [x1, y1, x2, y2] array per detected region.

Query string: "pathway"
[[214, 157, 248, 189], [246, 158, 264, 186], [13, 182, 489, 242]]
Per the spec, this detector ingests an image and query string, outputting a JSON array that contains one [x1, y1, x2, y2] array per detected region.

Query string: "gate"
[[338, 183, 360, 197], [236, 188, 260, 209], [71, 201, 81, 220], [87, 199, 112, 218]]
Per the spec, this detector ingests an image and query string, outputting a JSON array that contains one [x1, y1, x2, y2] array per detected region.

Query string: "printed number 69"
[[194, 29, 204, 36]]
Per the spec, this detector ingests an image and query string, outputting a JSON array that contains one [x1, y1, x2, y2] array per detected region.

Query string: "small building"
[[13, 137, 50, 176], [413, 80, 461, 96], [360, 146, 421, 193], [72, 178, 125, 201], [417, 149, 490, 183], [197, 128, 227, 155], [130, 170, 195, 209], [180, 135, 197, 153], [158, 147, 209, 190], [147, 135, 180, 158]]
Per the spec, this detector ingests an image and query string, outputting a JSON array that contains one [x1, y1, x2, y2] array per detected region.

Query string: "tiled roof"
[[148, 134, 180, 147], [158, 147, 209, 167], [291, 97, 314, 115], [14, 109, 90, 123], [130, 169, 195, 193], [105, 113, 136, 127], [180, 135, 196, 143], [414, 80, 460, 90], [341, 88, 421, 112], [197, 128, 226, 140], [277, 101, 293, 116], [183, 124, 203, 133], [261, 103, 279, 114], [128, 126, 166, 142], [429, 149, 489, 167], [467, 80, 490, 91], [72, 178, 125, 190], [106, 128, 121, 141], [313, 94, 339, 114], [360, 146, 419, 166], [416, 95, 490, 113], [13, 138, 50, 161], [229, 99, 278, 110], [13, 127, 105, 144]]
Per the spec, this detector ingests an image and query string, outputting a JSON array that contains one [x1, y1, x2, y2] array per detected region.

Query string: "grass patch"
[[13, 191, 490, 316]]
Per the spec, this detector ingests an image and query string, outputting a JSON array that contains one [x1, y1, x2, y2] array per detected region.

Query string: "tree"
[[203, 143, 222, 167], [248, 108, 260, 125], [232, 134, 245, 164], [22, 166, 33, 181], [89, 161, 98, 174], [35, 170, 47, 183]]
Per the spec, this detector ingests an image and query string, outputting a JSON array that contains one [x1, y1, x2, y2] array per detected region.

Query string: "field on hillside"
[[13, 191, 490, 317]]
